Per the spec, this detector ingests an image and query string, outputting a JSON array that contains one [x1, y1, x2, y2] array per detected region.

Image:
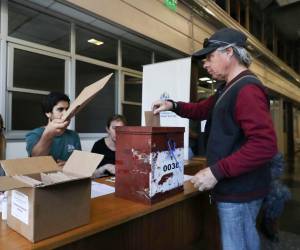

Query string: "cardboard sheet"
[[61, 73, 113, 121]]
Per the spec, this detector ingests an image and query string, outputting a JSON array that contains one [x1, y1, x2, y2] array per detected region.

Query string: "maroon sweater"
[[176, 70, 277, 180]]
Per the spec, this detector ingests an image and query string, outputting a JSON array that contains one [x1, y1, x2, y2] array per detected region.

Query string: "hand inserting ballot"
[[190, 167, 218, 191], [151, 100, 173, 114]]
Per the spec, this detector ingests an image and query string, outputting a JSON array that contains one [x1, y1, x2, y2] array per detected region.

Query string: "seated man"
[[25, 92, 81, 166], [91, 114, 126, 177]]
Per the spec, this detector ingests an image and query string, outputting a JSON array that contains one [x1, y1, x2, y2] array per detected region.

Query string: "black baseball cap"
[[193, 28, 247, 59]]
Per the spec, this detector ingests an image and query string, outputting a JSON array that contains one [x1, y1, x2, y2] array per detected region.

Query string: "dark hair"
[[106, 114, 127, 128], [42, 92, 70, 115]]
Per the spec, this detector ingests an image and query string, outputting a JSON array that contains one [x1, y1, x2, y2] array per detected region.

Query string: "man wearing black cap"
[[152, 28, 277, 250]]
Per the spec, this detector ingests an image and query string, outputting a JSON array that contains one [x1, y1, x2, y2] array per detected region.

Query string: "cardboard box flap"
[[14, 175, 43, 187], [0, 176, 32, 191], [61, 73, 113, 122], [63, 150, 103, 177], [0, 156, 60, 176]]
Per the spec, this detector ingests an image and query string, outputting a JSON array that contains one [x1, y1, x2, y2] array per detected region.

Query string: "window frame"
[[121, 71, 143, 106], [6, 42, 71, 137], [1, 0, 182, 138], [120, 71, 142, 125]]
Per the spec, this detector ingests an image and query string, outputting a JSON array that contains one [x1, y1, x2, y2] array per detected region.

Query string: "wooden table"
[[0, 162, 220, 250]]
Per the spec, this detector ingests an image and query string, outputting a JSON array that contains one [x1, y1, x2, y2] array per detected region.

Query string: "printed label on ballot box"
[[149, 147, 184, 197]]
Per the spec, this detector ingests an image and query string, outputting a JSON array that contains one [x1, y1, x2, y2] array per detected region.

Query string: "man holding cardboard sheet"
[[26, 92, 81, 166]]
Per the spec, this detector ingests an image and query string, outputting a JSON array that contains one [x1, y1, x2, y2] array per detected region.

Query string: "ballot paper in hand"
[[144, 111, 160, 127], [61, 73, 113, 121]]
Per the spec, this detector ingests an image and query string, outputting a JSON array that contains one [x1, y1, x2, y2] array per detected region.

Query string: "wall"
[[66, 0, 214, 54], [65, 0, 300, 103], [6, 138, 100, 159]]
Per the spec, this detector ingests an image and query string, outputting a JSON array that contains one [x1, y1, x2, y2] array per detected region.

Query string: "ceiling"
[[253, 0, 300, 42]]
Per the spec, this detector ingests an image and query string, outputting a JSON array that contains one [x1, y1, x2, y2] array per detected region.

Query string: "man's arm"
[[210, 84, 277, 180], [152, 95, 215, 120], [176, 96, 215, 120], [30, 118, 69, 157]]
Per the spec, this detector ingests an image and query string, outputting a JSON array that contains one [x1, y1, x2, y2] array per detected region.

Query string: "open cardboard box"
[[0, 150, 103, 242]]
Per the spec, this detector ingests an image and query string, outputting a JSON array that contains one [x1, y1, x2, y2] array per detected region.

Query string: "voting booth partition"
[[142, 57, 193, 160]]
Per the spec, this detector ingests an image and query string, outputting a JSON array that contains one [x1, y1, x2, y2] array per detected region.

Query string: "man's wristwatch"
[[166, 99, 177, 111]]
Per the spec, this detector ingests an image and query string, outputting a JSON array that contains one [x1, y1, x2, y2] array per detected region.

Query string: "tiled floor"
[[261, 154, 300, 250]]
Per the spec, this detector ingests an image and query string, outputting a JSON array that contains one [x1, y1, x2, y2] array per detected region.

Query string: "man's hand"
[[44, 118, 69, 138], [190, 167, 218, 191], [31, 118, 70, 157], [104, 164, 116, 175], [92, 164, 116, 178], [56, 159, 66, 167], [152, 100, 173, 115]]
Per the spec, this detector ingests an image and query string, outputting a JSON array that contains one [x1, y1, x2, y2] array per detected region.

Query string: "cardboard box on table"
[[0, 150, 103, 242], [115, 126, 185, 205]]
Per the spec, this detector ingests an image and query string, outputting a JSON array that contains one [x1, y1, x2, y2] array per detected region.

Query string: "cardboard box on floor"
[[0, 150, 103, 242]]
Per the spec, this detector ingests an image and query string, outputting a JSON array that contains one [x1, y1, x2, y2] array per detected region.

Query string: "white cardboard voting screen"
[[142, 57, 191, 160]]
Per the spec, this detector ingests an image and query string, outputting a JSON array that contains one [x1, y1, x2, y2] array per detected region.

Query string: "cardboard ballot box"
[[115, 126, 185, 205], [0, 150, 103, 242]]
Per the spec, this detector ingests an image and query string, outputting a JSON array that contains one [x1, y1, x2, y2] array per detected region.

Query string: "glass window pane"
[[8, 2, 70, 51], [75, 61, 115, 133], [215, 0, 226, 11], [155, 53, 174, 63], [13, 49, 65, 92], [76, 26, 117, 64], [12, 92, 46, 130], [122, 104, 141, 126], [124, 75, 142, 103], [122, 42, 152, 71]]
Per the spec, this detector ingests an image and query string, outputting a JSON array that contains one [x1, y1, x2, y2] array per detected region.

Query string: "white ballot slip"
[[91, 181, 115, 198]]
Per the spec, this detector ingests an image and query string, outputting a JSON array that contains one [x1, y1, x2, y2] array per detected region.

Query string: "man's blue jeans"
[[217, 199, 263, 250]]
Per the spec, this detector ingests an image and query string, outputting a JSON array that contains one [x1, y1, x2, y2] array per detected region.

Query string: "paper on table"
[[184, 175, 193, 182], [91, 181, 115, 199], [62, 73, 113, 122]]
